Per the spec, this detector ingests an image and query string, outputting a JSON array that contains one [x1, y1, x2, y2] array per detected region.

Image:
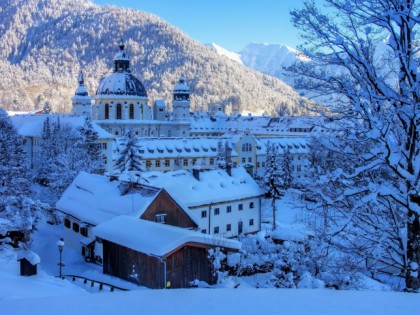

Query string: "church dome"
[[96, 72, 147, 97], [96, 41, 148, 98]]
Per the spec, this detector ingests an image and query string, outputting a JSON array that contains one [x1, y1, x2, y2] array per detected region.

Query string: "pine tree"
[[42, 101, 52, 114], [216, 140, 226, 169], [114, 129, 144, 173], [77, 116, 102, 173], [0, 108, 31, 196], [278, 147, 293, 190], [0, 109, 46, 246], [264, 142, 282, 231]]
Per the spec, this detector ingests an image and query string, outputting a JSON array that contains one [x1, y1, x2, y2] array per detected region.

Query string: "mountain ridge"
[[0, 0, 310, 116]]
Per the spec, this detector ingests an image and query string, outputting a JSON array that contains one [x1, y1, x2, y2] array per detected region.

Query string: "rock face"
[[0, 0, 309, 116]]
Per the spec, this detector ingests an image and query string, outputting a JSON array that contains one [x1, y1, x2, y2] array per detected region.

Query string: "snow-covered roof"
[[115, 137, 237, 159], [93, 216, 241, 257], [17, 250, 41, 265], [191, 114, 328, 136], [96, 72, 147, 98], [143, 167, 263, 207], [257, 137, 309, 155], [56, 172, 161, 226], [173, 77, 190, 92], [154, 99, 166, 108], [10, 114, 113, 139]]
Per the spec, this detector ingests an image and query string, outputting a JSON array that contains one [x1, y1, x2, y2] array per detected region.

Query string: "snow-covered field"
[[1, 193, 419, 315]]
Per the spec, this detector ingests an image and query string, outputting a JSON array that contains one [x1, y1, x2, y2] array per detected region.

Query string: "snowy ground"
[[1, 191, 419, 314]]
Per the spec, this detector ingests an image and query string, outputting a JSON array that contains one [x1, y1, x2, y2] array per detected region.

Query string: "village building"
[[94, 216, 240, 288], [143, 167, 264, 237], [56, 171, 200, 264], [10, 114, 114, 172]]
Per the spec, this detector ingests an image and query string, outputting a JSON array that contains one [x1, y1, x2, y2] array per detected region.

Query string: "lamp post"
[[57, 238, 65, 278]]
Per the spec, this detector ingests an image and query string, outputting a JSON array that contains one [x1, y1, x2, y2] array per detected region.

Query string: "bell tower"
[[72, 71, 92, 116], [172, 77, 190, 121]]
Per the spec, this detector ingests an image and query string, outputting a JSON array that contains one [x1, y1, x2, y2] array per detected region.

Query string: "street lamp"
[[57, 238, 65, 278]]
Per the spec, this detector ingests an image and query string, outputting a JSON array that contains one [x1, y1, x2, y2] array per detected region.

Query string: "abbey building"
[[73, 42, 191, 138]]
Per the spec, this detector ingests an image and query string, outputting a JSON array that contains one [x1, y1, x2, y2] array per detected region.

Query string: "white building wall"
[[190, 197, 261, 238]]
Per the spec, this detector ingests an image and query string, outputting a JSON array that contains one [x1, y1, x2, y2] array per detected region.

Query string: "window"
[[201, 210, 207, 218], [165, 160, 170, 167], [262, 162, 266, 168], [129, 104, 134, 119], [227, 206, 232, 213], [214, 226, 220, 234], [226, 224, 231, 232], [155, 160, 161, 167], [249, 219, 254, 226], [242, 143, 252, 152], [155, 214, 167, 224], [73, 222, 80, 233], [64, 219, 71, 229], [256, 162, 260, 168], [209, 158, 214, 166], [248, 157, 252, 163], [238, 204, 243, 211], [192, 158, 197, 165], [214, 208, 220, 215], [297, 165, 302, 172], [104, 104, 109, 119], [242, 158, 246, 163], [183, 159, 188, 166], [146, 160, 151, 168], [201, 229, 207, 234], [81, 227, 88, 237], [249, 202, 255, 209], [116, 104, 122, 119]]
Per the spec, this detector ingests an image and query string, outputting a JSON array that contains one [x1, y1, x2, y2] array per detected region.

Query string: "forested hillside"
[[0, 0, 309, 115]]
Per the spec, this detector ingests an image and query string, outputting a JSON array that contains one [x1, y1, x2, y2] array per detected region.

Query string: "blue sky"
[[94, 0, 305, 52]]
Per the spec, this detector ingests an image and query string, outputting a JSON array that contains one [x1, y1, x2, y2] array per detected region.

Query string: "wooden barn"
[[93, 216, 241, 289]]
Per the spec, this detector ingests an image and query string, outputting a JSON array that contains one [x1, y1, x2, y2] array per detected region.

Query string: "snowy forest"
[[0, 0, 309, 116], [0, 0, 419, 298]]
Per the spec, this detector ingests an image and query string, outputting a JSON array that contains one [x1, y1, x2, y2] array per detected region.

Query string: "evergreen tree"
[[42, 101, 52, 114], [114, 129, 144, 173], [278, 147, 293, 190], [0, 108, 31, 196], [216, 140, 226, 169], [0, 109, 46, 247], [77, 116, 102, 173], [264, 142, 282, 231]]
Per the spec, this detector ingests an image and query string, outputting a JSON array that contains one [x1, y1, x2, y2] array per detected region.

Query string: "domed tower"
[[172, 76, 190, 121], [71, 71, 92, 116], [93, 41, 151, 121]]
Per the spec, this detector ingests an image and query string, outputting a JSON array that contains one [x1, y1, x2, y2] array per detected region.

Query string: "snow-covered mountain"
[[0, 0, 310, 116], [209, 43, 309, 87]]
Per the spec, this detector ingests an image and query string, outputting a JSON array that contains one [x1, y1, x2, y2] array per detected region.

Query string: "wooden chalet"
[[93, 216, 241, 289]]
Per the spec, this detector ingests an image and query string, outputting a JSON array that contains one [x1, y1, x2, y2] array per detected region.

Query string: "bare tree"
[[291, 0, 420, 291]]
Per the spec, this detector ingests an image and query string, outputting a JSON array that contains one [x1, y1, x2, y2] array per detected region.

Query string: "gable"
[[141, 189, 197, 228]]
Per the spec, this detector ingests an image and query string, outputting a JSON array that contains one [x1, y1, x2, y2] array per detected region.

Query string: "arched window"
[[104, 104, 109, 119], [129, 104, 134, 119], [242, 143, 252, 152], [116, 104, 122, 119]]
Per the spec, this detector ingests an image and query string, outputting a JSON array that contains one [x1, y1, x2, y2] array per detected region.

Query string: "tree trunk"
[[406, 208, 420, 292], [272, 197, 276, 231]]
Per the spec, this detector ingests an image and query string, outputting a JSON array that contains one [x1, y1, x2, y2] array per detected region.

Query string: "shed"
[[93, 216, 241, 289], [17, 251, 40, 276]]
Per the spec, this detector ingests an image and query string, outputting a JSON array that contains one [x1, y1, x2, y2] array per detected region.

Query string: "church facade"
[[73, 42, 191, 138]]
